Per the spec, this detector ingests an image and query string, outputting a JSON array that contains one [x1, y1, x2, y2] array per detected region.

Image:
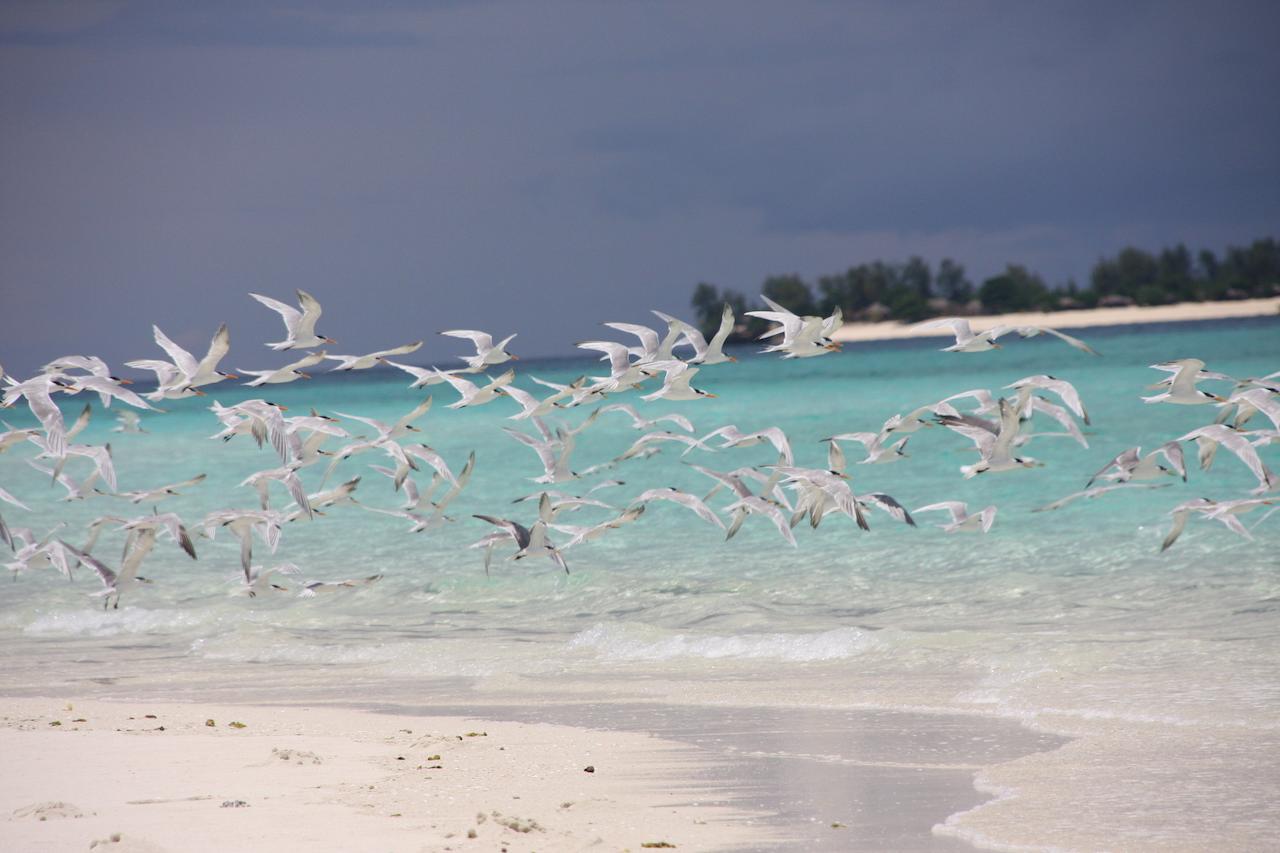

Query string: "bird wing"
[[859, 493, 915, 525], [65, 404, 93, 441], [913, 501, 967, 523], [912, 317, 972, 342], [1009, 375, 1089, 423], [152, 325, 199, 377], [1027, 397, 1087, 447], [250, 292, 302, 334], [992, 325, 1099, 355], [576, 341, 632, 376], [707, 304, 735, 351], [746, 427, 793, 465], [371, 341, 423, 360], [61, 540, 117, 588], [293, 290, 325, 339], [406, 445, 458, 487], [655, 489, 725, 529], [394, 396, 433, 432], [603, 323, 659, 358], [441, 330, 494, 352], [197, 323, 232, 375], [1179, 426, 1273, 487]]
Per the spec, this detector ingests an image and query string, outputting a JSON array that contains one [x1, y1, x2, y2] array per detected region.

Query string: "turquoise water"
[[2, 313, 1280, 845], [1, 316, 1278, 845]]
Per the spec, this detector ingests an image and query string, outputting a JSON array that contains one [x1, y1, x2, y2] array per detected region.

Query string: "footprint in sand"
[[11, 801, 88, 821], [89, 832, 170, 852], [271, 747, 323, 765]]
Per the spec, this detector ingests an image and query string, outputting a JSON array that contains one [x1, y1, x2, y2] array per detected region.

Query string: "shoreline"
[[831, 295, 1280, 343], [0, 694, 1070, 852]]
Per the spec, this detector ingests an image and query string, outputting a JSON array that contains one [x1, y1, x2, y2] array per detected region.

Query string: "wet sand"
[[0, 696, 1067, 852], [392, 701, 1068, 851]]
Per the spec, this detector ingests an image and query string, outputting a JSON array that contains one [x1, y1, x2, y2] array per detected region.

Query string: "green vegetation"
[[690, 237, 1279, 338]]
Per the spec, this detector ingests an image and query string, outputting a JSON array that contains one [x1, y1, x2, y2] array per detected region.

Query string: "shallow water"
[[2, 315, 1278, 848]]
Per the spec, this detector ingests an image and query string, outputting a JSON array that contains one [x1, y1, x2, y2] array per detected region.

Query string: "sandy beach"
[[0, 697, 774, 853], [831, 296, 1280, 343]]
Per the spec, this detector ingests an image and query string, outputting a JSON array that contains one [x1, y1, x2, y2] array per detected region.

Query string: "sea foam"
[[568, 622, 881, 662]]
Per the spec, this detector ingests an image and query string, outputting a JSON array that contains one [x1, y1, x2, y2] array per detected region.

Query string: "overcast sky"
[[2, 0, 1277, 374]]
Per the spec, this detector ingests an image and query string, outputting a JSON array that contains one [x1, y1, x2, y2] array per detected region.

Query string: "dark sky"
[[2, 0, 1278, 374]]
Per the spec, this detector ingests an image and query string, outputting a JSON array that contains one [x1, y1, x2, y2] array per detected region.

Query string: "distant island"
[[690, 236, 1280, 339]]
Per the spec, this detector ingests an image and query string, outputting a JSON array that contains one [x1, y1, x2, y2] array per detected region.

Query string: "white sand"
[[831, 296, 1280, 343], [0, 697, 773, 853]]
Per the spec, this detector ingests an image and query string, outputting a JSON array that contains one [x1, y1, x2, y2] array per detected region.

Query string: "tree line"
[[690, 236, 1280, 338]]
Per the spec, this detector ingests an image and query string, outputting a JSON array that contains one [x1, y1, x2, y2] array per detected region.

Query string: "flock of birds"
[[1, 290, 1276, 609]]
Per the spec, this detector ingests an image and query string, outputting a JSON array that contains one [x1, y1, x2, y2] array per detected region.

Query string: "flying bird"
[[250, 289, 335, 350]]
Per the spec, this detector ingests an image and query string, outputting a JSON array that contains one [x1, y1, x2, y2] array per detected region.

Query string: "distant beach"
[[832, 296, 1280, 343]]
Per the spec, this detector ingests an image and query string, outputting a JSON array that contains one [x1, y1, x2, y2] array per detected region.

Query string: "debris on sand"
[[12, 801, 87, 821], [492, 812, 541, 833], [272, 747, 322, 765]]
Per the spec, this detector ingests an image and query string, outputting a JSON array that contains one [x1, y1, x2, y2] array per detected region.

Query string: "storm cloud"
[[1, 0, 1277, 372]]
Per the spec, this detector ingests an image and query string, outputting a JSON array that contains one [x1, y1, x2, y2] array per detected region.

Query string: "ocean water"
[[2, 316, 1278, 848]]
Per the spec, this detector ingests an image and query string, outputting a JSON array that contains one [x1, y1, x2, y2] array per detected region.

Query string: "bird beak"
[[728, 356, 738, 362], [224, 373, 239, 380], [324, 337, 336, 344], [299, 372, 312, 380], [705, 393, 718, 398], [510, 355, 520, 361], [992, 343, 1003, 349], [193, 389, 206, 396], [116, 377, 134, 385]]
